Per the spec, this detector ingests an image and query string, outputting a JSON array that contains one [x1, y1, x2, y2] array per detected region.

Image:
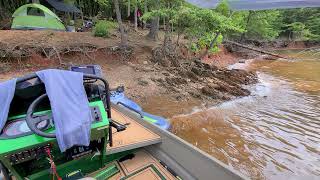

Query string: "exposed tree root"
[[0, 41, 134, 64], [149, 37, 258, 102]]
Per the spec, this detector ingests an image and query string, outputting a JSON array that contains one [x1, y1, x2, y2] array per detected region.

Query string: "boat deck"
[[88, 149, 177, 180], [110, 149, 176, 180], [93, 109, 176, 179], [107, 109, 161, 154]]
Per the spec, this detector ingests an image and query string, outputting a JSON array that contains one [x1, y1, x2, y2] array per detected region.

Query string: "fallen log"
[[225, 40, 288, 59]]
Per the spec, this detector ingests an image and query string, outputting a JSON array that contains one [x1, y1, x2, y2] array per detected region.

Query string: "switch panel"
[[91, 106, 102, 122]]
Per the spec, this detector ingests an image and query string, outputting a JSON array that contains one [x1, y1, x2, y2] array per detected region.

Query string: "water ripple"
[[171, 58, 320, 179]]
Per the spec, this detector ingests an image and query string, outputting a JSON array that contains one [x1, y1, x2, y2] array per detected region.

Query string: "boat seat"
[[107, 109, 161, 154]]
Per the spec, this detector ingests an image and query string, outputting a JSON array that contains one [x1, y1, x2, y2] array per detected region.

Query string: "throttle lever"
[[110, 120, 127, 132]]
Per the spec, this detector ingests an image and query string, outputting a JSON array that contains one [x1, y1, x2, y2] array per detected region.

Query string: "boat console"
[[0, 72, 113, 180]]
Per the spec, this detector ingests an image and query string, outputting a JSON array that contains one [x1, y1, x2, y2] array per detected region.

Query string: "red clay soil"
[[201, 46, 240, 68]]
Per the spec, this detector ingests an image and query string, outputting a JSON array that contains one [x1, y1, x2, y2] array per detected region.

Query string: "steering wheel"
[[18, 73, 112, 144], [26, 94, 55, 138]]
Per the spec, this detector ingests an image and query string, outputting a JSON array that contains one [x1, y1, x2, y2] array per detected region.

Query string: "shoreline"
[[2, 30, 315, 120], [0, 31, 259, 119]]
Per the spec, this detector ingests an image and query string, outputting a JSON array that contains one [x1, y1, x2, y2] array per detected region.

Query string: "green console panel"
[[0, 100, 109, 155], [0, 100, 110, 180]]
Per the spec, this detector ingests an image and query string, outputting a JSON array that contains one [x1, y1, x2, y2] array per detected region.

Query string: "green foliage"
[[93, 20, 117, 37], [215, 0, 231, 16], [280, 8, 320, 40], [230, 8, 320, 41], [249, 11, 282, 40], [88, 0, 320, 43], [94, 21, 109, 37], [306, 15, 320, 40], [286, 22, 312, 40], [233, 10, 282, 40], [141, 0, 185, 22], [170, 6, 197, 34], [94, 0, 114, 17], [184, 4, 242, 54], [208, 34, 223, 53], [191, 33, 223, 53], [95, 0, 111, 7], [142, 1, 243, 54]]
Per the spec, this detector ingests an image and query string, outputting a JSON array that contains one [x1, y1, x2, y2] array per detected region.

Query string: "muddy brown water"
[[143, 50, 320, 179]]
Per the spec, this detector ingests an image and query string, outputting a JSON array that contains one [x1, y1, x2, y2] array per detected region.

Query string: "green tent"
[[11, 3, 66, 31]]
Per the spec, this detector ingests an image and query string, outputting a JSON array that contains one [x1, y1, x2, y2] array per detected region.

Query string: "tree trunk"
[[174, 32, 181, 51], [114, 0, 128, 47], [163, 17, 166, 31], [134, 5, 138, 31], [176, 33, 181, 47], [199, 32, 221, 59], [147, 0, 160, 40], [143, 0, 147, 29], [88, 0, 92, 17], [147, 17, 159, 40], [127, 0, 130, 17], [171, 21, 173, 33], [240, 10, 253, 42], [225, 40, 289, 59], [289, 31, 292, 41]]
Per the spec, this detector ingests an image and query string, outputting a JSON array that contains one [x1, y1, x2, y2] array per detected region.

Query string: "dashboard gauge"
[[0, 116, 51, 139], [4, 120, 25, 136]]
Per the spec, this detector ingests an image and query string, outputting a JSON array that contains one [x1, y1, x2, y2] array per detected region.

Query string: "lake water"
[[169, 50, 320, 179]]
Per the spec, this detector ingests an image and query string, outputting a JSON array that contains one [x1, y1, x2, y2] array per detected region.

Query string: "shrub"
[[93, 20, 116, 37], [94, 20, 109, 37]]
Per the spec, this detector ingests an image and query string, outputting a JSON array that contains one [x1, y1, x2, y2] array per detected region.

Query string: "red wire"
[[45, 147, 62, 180]]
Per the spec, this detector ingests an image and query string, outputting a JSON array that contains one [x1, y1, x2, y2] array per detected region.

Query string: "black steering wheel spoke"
[[26, 94, 56, 138], [32, 116, 45, 125]]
